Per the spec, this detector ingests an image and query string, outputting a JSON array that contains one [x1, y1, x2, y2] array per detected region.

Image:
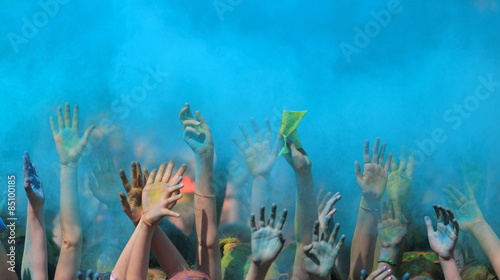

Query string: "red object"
[[181, 176, 195, 193]]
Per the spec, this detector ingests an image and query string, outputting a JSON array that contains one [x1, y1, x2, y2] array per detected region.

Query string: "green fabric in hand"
[[278, 110, 308, 156]]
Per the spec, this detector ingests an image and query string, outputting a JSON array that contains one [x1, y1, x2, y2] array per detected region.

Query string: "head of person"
[[220, 238, 280, 280], [169, 269, 211, 280], [460, 262, 497, 280], [399, 252, 444, 280]]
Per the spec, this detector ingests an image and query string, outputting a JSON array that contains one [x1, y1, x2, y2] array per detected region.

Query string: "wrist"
[[60, 160, 78, 168], [470, 219, 489, 235], [361, 195, 381, 208], [360, 197, 380, 214], [252, 259, 273, 270], [253, 173, 270, 180], [27, 204, 44, 218], [141, 214, 159, 229], [379, 246, 398, 259], [438, 255, 455, 263], [195, 146, 214, 160]]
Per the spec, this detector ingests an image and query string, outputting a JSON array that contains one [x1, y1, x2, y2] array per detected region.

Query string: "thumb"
[[424, 216, 434, 236], [77, 125, 96, 154]]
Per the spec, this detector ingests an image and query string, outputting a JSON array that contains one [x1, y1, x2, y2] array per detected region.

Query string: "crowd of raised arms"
[[1, 102, 500, 280]]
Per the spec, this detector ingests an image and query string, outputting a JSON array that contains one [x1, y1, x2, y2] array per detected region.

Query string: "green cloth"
[[278, 110, 308, 156]]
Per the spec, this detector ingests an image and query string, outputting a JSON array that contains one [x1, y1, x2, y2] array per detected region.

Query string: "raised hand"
[[119, 161, 148, 224], [443, 184, 485, 234], [250, 204, 288, 265], [88, 154, 122, 207], [387, 151, 414, 204], [304, 219, 345, 279], [282, 139, 311, 175], [425, 205, 459, 260], [355, 138, 392, 206], [316, 190, 341, 233], [23, 151, 44, 210], [378, 200, 408, 249], [233, 118, 279, 177], [179, 103, 213, 156], [141, 163, 185, 211], [142, 182, 184, 227], [50, 102, 96, 166]]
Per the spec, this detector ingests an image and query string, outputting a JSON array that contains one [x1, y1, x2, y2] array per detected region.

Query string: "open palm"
[[250, 204, 288, 265], [50, 103, 95, 166]]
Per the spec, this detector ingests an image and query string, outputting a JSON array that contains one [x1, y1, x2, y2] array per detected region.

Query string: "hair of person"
[[398, 257, 444, 280], [169, 269, 211, 280], [460, 261, 497, 280]]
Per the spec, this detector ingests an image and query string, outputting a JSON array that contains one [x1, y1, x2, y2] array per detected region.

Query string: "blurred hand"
[[425, 205, 459, 260], [387, 151, 414, 204], [250, 204, 288, 266], [355, 138, 392, 206], [443, 184, 485, 234], [88, 154, 122, 207], [282, 139, 311, 175], [50, 103, 96, 167], [303, 219, 345, 278], [378, 200, 408, 249], [233, 118, 278, 177], [316, 190, 341, 233], [179, 103, 213, 156], [23, 151, 44, 210], [119, 161, 148, 224]]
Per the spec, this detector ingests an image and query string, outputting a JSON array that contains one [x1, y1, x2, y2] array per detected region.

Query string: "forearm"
[[471, 220, 500, 276], [151, 227, 188, 277], [251, 175, 270, 215], [55, 165, 82, 280], [112, 220, 141, 279], [349, 197, 380, 280], [194, 152, 222, 280], [292, 171, 317, 280], [22, 205, 48, 280], [222, 181, 250, 224], [127, 221, 154, 280], [376, 247, 397, 273], [59, 165, 82, 247], [439, 257, 461, 280], [245, 262, 272, 280]]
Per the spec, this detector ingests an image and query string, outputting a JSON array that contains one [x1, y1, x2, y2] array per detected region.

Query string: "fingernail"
[[383, 266, 387, 270], [388, 269, 392, 273], [389, 277, 393, 280]]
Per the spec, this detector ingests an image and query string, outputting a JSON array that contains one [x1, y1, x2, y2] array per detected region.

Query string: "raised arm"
[[50, 103, 95, 280], [233, 118, 278, 214], [350, 138, 392, 280], [146, 162, 190, 276], [179, 103, 221, 280], [425, 205, 461, 280], [376, 200, 407, 272], [282, 140, 316, 280], [444, 184, 500, 275], [303, 219, 345, 280], [126, 171, 184, 280], [116, 161, 189, 277], [386, 151, 414, 211], [246, 204, 288, 280], [21, 152, 48, 280]]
